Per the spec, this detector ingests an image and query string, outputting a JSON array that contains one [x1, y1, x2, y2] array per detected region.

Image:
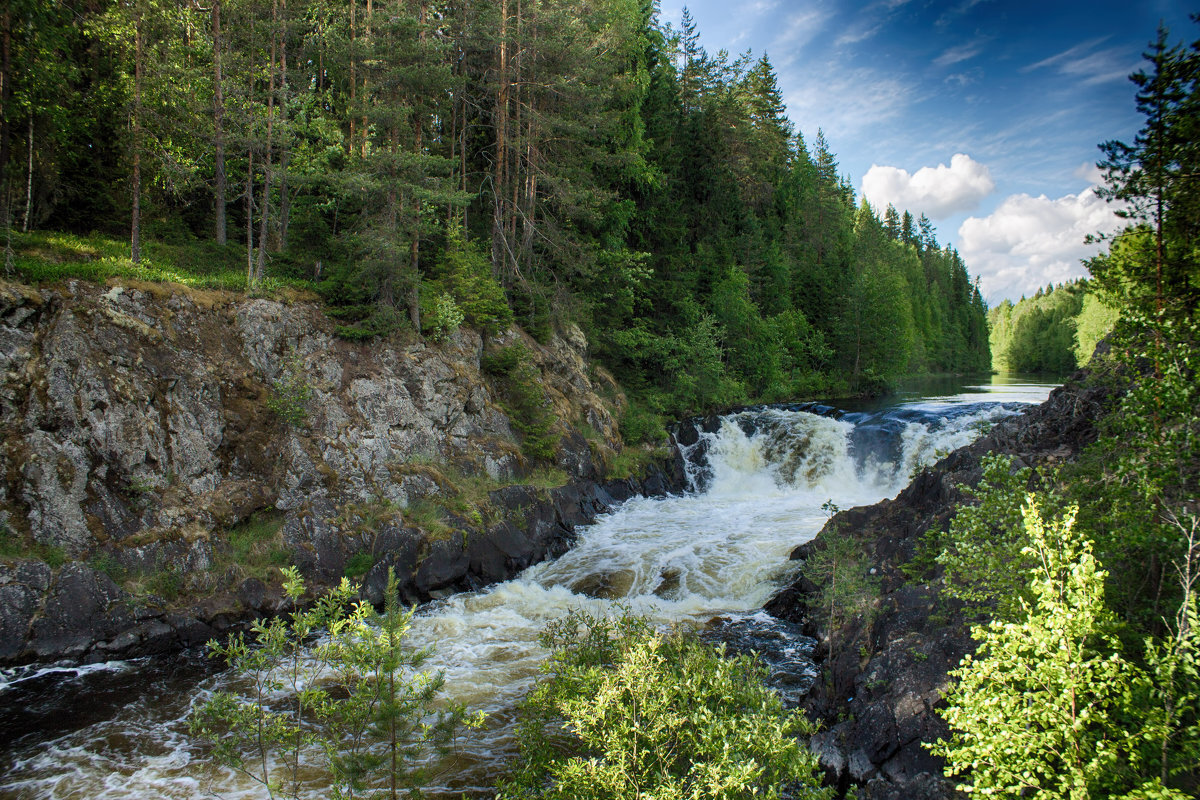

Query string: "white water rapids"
[[0, 380, 1057, 798]]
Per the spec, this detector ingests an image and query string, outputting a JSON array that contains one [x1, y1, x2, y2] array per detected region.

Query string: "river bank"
[[764, 361, 1117, 799]]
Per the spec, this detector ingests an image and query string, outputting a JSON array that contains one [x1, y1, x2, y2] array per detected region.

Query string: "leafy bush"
[[934, 501, 1139, 799], [500, 609, 831, 800], [616, 398, 665, 446], [343, 551, 375, 579], [482, 344, 559, 462], [436, 225, 513, 334], [266, 352, 313, 427], [801, 530, 880, 665], [191, 568, 479, 799], [422, 292, 465, 342], [934, 453, 1039, 620]]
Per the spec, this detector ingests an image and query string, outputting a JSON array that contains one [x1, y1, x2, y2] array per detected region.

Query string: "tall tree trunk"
[[361, 0, 371, 158], [277, 0, 290, 249], [131, 0, 144, 264], [23, 116, 33, 232], [254, 0, 279, 283], [348, 0, 356, 153], [507, 0, 521, 255], [0, 5, 11, 229], [491, 0, 508, 274], [212, 0, 227, 245], [245, 146, 254, 280], [408, 0, 426, 333]]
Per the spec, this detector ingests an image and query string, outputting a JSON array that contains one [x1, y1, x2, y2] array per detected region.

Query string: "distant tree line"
[[0, 0, 990, 422], [988, 280, 1118, 374]]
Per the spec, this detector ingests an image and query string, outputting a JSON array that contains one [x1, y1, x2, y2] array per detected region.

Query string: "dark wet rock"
[[766, 371, 1115, 799], [0, 561, 52, 661], [415, 531, 471, 597], [29, 564, 124, 659]]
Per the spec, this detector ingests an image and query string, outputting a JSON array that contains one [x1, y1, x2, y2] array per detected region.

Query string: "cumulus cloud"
[[957, 189, 1123, 303], [1073, 161, 1105, 187], [860, 154, 995, 218]]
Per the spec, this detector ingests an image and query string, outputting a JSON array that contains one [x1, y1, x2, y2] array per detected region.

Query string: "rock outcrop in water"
[[0, 279, 683, 665], [764, 367, 1116, 799]]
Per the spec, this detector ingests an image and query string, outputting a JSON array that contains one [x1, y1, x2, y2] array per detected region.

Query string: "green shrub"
[[422, 291, 465, 342], [266, 353, 313, 427], [801, 530, 880, 666], [500, 609, 831, 800], [617, 398, 666, 446], [933, 501, 1139, 799], [933, 453, 1039, 620], [191, 568, 480, 798], [436, 225, 514, 334], [344, 551, 374, 579], [481, 343, 526, 376], [482, 344, 559, 462]]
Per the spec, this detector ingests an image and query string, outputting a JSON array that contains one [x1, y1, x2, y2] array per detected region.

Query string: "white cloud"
[[934, 41, 984, 67], [1022, 36, 1136, 86], [785, 67, 914, 142], [835, 22, 882, 46], [861, 153, 995, 218], [771, 7, 831, 54], [1073, 161, 1105, 187], [957, 189, 1123, 303]]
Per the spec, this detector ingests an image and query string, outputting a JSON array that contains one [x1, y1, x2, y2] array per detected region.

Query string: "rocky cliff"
[[765, 367, 1117, 799], [0, 278, 682, 665]]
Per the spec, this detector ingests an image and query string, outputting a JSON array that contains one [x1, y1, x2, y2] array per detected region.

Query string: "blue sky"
[[658, 0, 1196, 303]]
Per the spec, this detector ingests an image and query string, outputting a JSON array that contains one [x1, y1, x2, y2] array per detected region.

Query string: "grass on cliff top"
[[5, 229, 316, 298]]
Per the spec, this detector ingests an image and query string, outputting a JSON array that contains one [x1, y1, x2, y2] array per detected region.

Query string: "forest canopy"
[[0, 0, 990, 423]]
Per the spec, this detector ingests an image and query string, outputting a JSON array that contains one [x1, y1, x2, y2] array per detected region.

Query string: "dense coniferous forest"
[[0, 0, 989, 429]]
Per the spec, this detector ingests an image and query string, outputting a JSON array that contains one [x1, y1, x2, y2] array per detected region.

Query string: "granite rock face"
[[764, 372, 1115, 799], [0, 279, 684, 665]]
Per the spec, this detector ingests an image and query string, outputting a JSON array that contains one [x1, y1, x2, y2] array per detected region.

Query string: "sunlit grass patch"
[[7, 230, 317, 298]]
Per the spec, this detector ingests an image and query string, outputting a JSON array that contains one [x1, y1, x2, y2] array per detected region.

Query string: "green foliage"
[[7, 231, 313, 294], [1093, 24, 1200, 318], [227, 512, 288, 571], [616, 398, 666, 446], [483, 344, 560, 463], [1139, 518, 1200, 793], [604, 444, 670, 481], [934, 501, 1143, 800], [343, 552, 374, 579], [500, 609, 831, 800], [935, 454, 1039, 620], [801, 531, 880, 664], [1068, 314, 1200, 625], [1075, 293, 1122, 365], [988, 281, 1105, 374], [421, 292, 465, 343], [87, 552, 124, 581], [435, 226, 513, 334], [0, 523, 67, 568], [6, 0, 991, 413], [266, 353, 313, 428], [190, 568, 477, 799]]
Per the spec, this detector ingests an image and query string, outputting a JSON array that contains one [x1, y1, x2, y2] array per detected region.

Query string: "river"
[[0, 374, 1060, 798]]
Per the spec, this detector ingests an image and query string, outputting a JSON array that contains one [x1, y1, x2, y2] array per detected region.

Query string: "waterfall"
[[0, 389, 1045, 800]]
